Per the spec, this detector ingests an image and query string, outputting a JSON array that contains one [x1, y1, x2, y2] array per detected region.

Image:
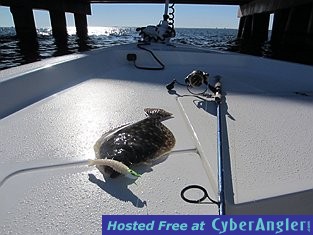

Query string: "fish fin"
[[144, 108, 173, 120], [144, 153, 169, 165]]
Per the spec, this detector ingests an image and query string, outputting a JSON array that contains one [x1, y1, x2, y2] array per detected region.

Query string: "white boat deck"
[[0, 43, 313, 233]]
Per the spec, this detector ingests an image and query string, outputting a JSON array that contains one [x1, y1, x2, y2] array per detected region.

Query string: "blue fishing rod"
[[172, 72, 226, 214], [214, 78, 225, 215]]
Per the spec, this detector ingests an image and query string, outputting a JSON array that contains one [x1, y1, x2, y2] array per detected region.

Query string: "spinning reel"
[[166, 70, 217, 96]]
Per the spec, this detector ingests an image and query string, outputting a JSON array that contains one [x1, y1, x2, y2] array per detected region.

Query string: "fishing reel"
[[185, 70, 209, 87], [166, 70, 216, 96]]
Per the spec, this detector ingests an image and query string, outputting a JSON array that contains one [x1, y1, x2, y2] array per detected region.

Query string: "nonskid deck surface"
[[0, 75, 219, 233], [0, 43, 313, 233]]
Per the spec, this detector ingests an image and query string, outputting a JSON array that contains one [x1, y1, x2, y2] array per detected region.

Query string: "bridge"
[[0, 0, 313, 62]]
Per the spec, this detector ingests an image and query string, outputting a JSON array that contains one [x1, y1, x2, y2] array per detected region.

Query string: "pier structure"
[[0, 0, 313, 61], [0, 0, 91, 42], [237, 0, 313, 57]]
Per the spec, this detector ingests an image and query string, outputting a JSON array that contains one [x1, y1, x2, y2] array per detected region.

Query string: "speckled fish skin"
[[94, 108, 176, 178]]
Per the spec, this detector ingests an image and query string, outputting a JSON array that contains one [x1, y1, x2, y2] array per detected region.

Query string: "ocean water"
[[0, 27, 237, 70], [0, 26, 312, 70]]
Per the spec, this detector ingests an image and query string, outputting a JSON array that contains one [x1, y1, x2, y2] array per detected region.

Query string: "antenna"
[[164, 0, 170, 16]]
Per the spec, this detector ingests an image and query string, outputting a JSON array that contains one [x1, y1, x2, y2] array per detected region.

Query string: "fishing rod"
[[173, 72, 226, 214], [214, 78, 225, 215]]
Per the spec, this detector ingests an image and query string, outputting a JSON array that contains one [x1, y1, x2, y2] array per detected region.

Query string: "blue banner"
[[102, 215, 312, 235]]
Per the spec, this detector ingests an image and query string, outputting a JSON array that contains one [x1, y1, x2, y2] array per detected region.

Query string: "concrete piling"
[[237, 0, 313, 63], [74, 13, 88, 39], [237, 16, 245, 38], [10, 6, 39, 62], [10, 6, 37, 41], [49, 10, 69, 55], [238, 13, 269, 43], [269, 3, 313, 63], [49, 10, 68, 41], [251, 13, 270, 42], [5, 0, 91, 53], [283, 3, 312, 46], [241, 15, 253, 40], [271, 8, 290, 47]]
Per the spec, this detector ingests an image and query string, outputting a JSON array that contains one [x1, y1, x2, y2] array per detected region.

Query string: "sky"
[[0, 4, 240, 29]]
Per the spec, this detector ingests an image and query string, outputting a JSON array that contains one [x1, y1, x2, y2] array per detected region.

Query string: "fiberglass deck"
[[1, 43, 313, 233]]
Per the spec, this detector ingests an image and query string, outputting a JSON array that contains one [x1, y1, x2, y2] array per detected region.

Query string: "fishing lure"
[[93, 108, 176, 178], [88, 159, 141, 179]]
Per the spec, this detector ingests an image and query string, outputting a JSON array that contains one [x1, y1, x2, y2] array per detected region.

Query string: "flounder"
[[94, 108, 176, 178]]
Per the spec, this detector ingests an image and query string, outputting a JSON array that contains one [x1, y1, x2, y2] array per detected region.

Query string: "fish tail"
[[126, 169, 141, 179], [88, 159, 97, 166]]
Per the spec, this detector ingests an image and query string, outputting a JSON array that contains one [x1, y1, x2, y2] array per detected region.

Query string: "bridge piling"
[[237, 16, 245, 38], [10, 5, 39, 62], [240, 15, 253, 40], [251, 13, 269, 43], [271, 8, 290, 48], [49, 10, 69, 54], [237, 13, 269, 43], [74, 13, 88, 39], [49, 10, 68, 42], [283, 3, 312, 47], [10, 6, 37, 41]]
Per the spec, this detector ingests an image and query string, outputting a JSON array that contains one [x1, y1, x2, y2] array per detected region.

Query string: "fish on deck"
[[93, 108, 176, 178]]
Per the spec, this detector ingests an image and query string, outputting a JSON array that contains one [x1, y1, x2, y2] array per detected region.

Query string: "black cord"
[[168, 3, 176, 38], [133, 43, 165, 70]]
